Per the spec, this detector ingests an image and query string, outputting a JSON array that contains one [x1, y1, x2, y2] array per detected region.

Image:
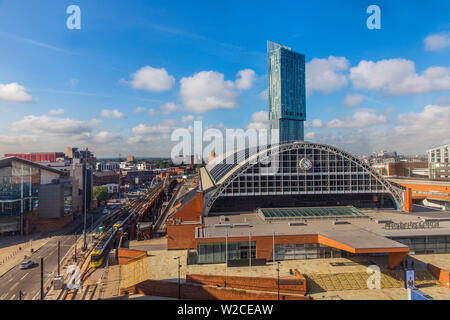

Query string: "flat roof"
[[259, 206, 365, 220], [388, 177, 450, 187], [0, 156, 62, 174], [197, 206, 450, 243]]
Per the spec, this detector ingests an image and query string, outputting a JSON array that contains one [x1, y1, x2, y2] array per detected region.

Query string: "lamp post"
[[277, 262, 280, 300], [272, 231, 275, 278], [57, 240, 60, 276], [225, 228, 228, 287], [249, 230, 252, 277], [174, 257, 181, 299], [83, 158, 88, 251]]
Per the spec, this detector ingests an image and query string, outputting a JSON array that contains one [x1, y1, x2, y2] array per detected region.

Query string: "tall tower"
[[268, 41, 306, 143]]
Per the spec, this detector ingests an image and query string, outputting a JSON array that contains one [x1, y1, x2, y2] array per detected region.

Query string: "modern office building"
[[267, 41, 306, 143], [0, 157, 68, 234], [427, 144, 450, 180]]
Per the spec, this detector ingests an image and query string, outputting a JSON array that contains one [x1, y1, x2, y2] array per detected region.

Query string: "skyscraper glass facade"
[[268, 41, 306, 143]]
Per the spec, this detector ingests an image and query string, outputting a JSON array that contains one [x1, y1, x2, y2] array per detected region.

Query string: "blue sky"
[[0, 0, 449, 157]]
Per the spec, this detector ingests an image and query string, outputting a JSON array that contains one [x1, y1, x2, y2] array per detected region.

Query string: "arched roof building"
[[199, 141, 406, 215]]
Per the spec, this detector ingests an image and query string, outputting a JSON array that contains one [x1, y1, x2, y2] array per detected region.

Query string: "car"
[[19, 259, 35, 269]]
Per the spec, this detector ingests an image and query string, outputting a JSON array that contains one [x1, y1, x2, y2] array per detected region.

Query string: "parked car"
[[19, 259, 35, 269]]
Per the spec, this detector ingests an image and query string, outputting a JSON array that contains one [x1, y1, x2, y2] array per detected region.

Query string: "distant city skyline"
[[0, 0, 449, 157]]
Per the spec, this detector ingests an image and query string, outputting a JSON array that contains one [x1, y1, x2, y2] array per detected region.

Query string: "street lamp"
[[277, 262, 280, 300], [174, 257, 181, 299]]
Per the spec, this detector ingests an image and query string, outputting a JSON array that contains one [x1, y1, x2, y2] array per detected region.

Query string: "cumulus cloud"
[[258, 89, 268, 101], [311, 119, 323, 128], [48, 108, 64, 116], [133, 106, 146, 113], [179, 69, 255, 113], [235, 69, 256, 90], [0, 135, 38, 145], [181, 114, 202, 123], [11, 115, 101, 135], [327, 110, 387, 128], [0, 82, 33, 102], [343, 94, 365, 107], [247, 110, 268, 130], [394, 105, 450, 139], [349, 58, 450, 95], [131, 119, 179, 135], [306, 56, 349, 95], [424, 32, 450, 51], [128, 66, 175, 92], [160, 102, 183, 115], [93, 130, 121, 143], [305, 132, 315, 139], [100, 109, 127, 119]]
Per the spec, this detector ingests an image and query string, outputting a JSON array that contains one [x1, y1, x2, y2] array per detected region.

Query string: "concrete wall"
[[38, 183, 64, 218], [40, 170, 61, 185]]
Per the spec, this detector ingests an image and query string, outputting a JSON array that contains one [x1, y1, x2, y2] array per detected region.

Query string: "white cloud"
[[127, 135, 161, 144], [306, 56, 349, 95], [160, 102, 182, 115], [11, 115, 100, 135], [48, 108, 64, 116], [343, 94, 365, 107], [311, 119, 323, 128], [93, 130, 121, 143], [128, 66, 175, 92], [235, 69, 256, 90], [133, 106, 146, 113], [395, 105, 450, 138], [327, 110, 387, 128], [349, 58, 450, 95], [258, 89, 268, 101], [305, 132, 315, 139], [181, 115, 195, 123], [247, 110, 268, 130], [179, 69, 255, 113], [180, 114, 202, 123], [0, 82, 33, 102], [148, 108, 158, 116], [131, 119, 179, 135], [0, 135, 38, 145], [424, 32, 450, 51], [100, 109, 127, 119]]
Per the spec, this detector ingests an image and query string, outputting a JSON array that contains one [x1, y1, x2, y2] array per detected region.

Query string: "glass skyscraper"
[[267, 41, 306, 143]]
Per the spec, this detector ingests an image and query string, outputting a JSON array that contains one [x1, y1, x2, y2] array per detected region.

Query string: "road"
[[0, 211, 103, 300]]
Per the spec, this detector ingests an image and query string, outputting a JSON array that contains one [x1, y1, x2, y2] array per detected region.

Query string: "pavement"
[[100, 238, 450, 300], [0, 210, 104, 300]]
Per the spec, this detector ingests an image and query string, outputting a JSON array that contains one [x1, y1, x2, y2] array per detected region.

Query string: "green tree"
[[93, 186, 108, 205]]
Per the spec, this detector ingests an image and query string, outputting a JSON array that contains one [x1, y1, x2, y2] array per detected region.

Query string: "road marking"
[[0, 293, 8, 300], [10, 294, 16, 300], [10, 282, 19, 291], [20, 273, 29, 281]]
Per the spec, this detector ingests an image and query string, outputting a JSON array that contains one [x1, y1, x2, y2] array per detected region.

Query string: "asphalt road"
[[0, 212, 103, 300]]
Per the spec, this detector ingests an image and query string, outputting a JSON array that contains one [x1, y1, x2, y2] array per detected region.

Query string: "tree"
[[93, 186, 108, 205]]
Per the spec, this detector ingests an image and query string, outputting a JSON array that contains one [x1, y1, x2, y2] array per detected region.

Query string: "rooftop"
[[197, 205, 450, 241], [258, 206, 365, 221]]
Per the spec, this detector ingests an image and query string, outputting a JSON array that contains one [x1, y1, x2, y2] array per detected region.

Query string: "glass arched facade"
[[205, 142, 404, 214]]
